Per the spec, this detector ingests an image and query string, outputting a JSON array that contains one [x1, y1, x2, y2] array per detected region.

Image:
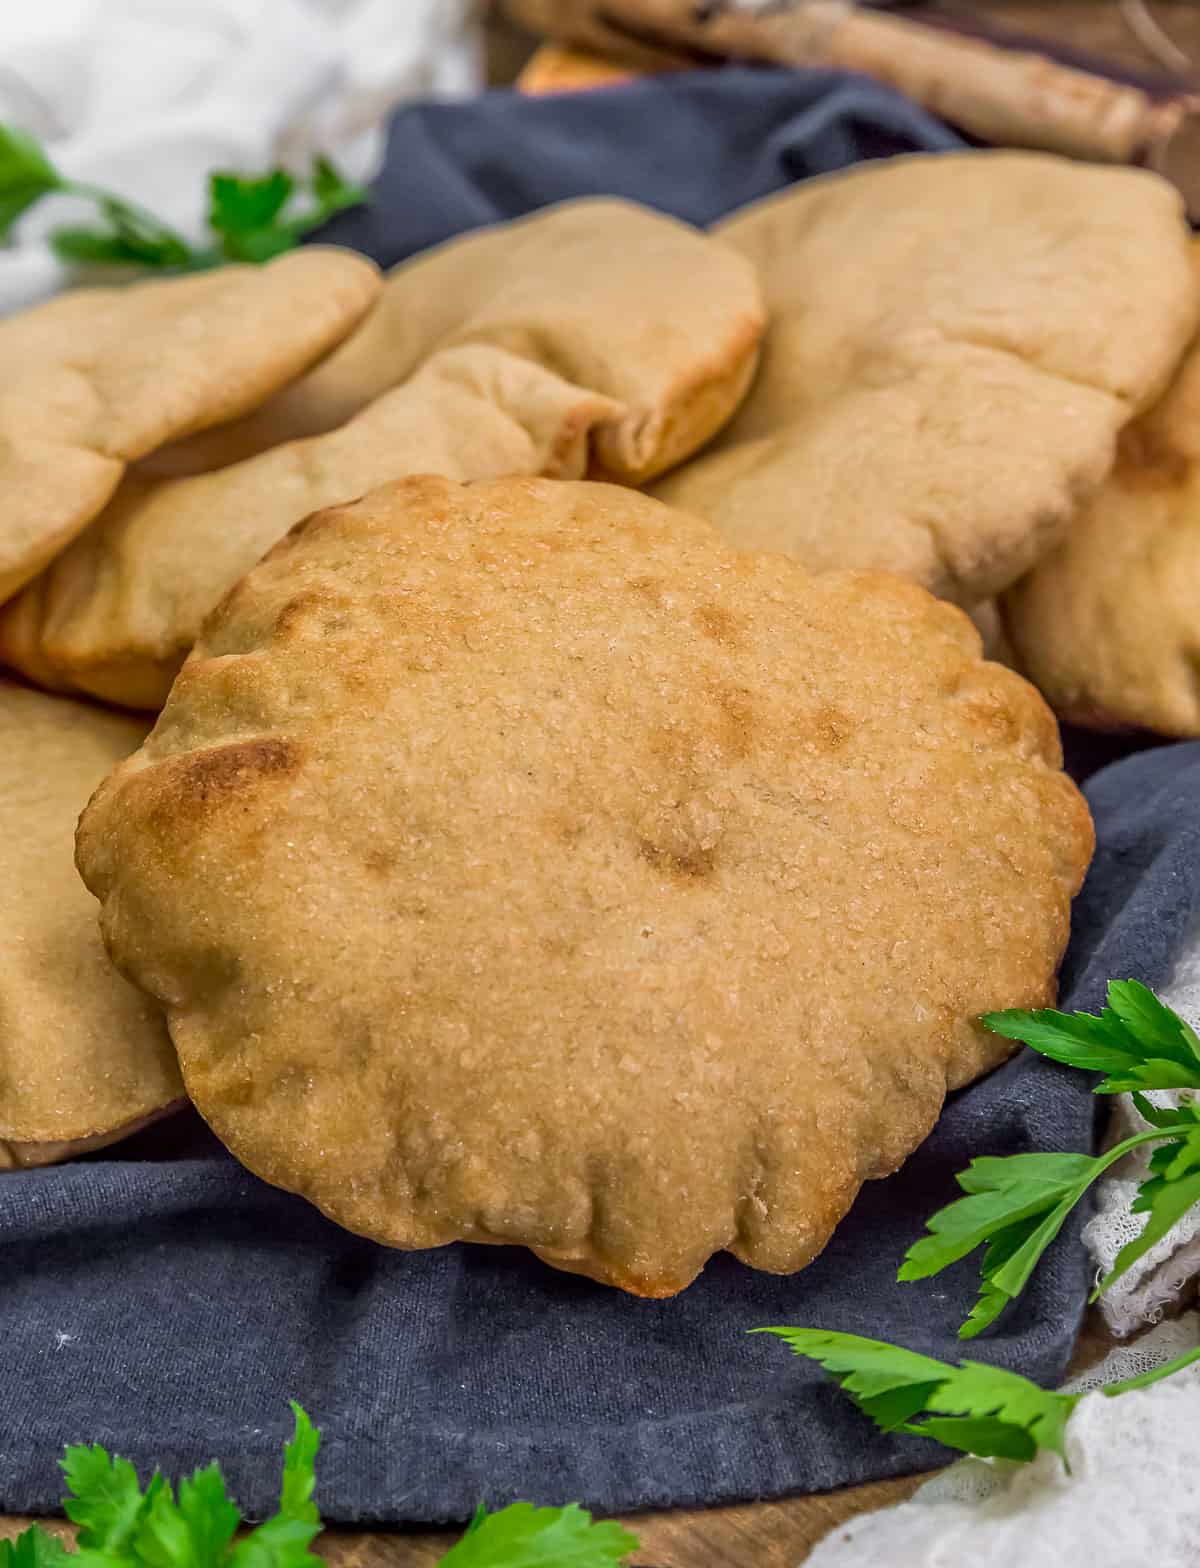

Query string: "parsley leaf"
[[902, 984, 1200, 1336], [0, 1529, 71, 1568], [135, 1467, 240, 1568], [1097, 1161, 1200, 1299], [757, 1328, 1200, 1467], [1, 122, 367, 273], [756, 1327, 1079, 1464], [3, 1407, 637, 1568], [62, 1447, 160, 1553], [899, 1134, 1181, 1337], [898, 1151, 1102, 1338], [437, 1502, 638, 1566], [982, 979, 1200, 1093], [207, 157, 366, 263], [0, 124, 62, 238]]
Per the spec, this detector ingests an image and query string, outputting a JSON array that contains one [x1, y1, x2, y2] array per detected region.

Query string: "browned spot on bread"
[[542, 809, 585, 846], [638, 838, 715, 880], [693, 604, 742, 647], [812, 704, 852, 752], [273, 590, 342, 637], [628, 575, 663, 607], [172, 737, 300, 810], [712, 684, 756, 759]]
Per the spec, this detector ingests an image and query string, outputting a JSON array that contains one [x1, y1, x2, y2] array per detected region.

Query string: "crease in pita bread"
[[0, 679, 184, 1163], [76, 475, 1092, 1295], [652, 151, 1199, 603], [0, 249, 381, 606], [145, 197, 765, 485]]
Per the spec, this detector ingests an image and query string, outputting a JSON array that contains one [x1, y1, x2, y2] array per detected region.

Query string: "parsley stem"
[[58, 179, 200, 259], [1088, 1126, 1188, 1176], [1100, 1342, 1200, 1395]]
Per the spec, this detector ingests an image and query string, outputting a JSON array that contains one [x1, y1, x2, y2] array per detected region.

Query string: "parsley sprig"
[[0, 124, 366, 272], [0, 1408, 638, 1568], [900, 980, 1200, 1338], [757, 1328, 1200, 1468], [756, 980, 1200, 1468]]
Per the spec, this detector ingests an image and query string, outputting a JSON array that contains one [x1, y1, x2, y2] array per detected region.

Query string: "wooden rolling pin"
[[503, 0, 1200, 213]]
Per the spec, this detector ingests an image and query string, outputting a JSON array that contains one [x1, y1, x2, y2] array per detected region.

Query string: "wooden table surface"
[[5, 4, 1191, 1565]]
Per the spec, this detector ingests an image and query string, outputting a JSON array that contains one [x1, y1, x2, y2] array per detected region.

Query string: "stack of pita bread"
[[3, 155, 1195, 1291]]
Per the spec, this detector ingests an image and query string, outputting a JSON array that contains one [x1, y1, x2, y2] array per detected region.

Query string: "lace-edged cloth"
[[1083, 928, 1200, 1337]]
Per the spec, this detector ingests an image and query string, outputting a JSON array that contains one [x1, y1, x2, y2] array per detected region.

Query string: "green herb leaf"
[[62, 1448, 161, 1554], [277, 1404, 319, 1527], [753, 1327, 952, 1431], [757, 1328, 1081, 1466], [134, 1466, 240, 1568], [1096, 1162, 1200, 1298], [227, 1408, 322, 1568], [436, 1503, 638, 1567], [209, 171, 295, 237], [207, 171, 296, 262], [0, 1528, 72, 1568], [982, 980, 1200, 1093], [2, 121, 367, 273], [899, 1151, 1101, 1338], [0, 124, 62, 238], [311, 155, 355, 210], [303, 156, 368, 230]]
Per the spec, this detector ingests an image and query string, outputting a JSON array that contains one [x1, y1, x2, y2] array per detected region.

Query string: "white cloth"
[[805, 1315, 1200, 1566], [0, 0, 482, 313], [1084, 921, 1200, 1336]]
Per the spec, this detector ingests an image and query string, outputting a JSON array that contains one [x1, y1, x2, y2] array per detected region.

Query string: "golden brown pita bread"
[[147, 198, 764, 485], [653, 152, 1198, 602], [0, 680, 184, 1168], [1002, 332, 1200, 736], [0, 346, 621, 709], [0, 250, 381, 607], [77, 476, 1091, 1295]]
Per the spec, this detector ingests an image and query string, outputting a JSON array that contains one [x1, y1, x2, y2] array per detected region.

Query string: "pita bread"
[[147, 198, 764, 484], [653, 152, 1198, 602], [77, 475, 1092, 1295], [0, 346, 620, 709], [1002, 333, 1200, 736], [0, 680, 184, 1168], [0, 250, 381, 607]]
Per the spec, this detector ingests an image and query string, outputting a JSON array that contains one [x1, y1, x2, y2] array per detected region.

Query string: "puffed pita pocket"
[[0, 249, 381, 604], [148, 198, 765, 486], [1003, 302, 1200, 738], [76, 475, 1092, 1295], [653, 152, 1199, 603]]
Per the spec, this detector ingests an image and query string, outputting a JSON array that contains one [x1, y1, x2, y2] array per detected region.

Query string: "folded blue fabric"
[[0, 70, 1180, 1524]]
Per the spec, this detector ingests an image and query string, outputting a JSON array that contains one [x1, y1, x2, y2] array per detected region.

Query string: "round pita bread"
[[0, 250, 381, 606], [653, 152, 1198, 603], [77, 476, 1091, 1295], [1002, 333, 1200, 737], [0, 680, 184, 1167]]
